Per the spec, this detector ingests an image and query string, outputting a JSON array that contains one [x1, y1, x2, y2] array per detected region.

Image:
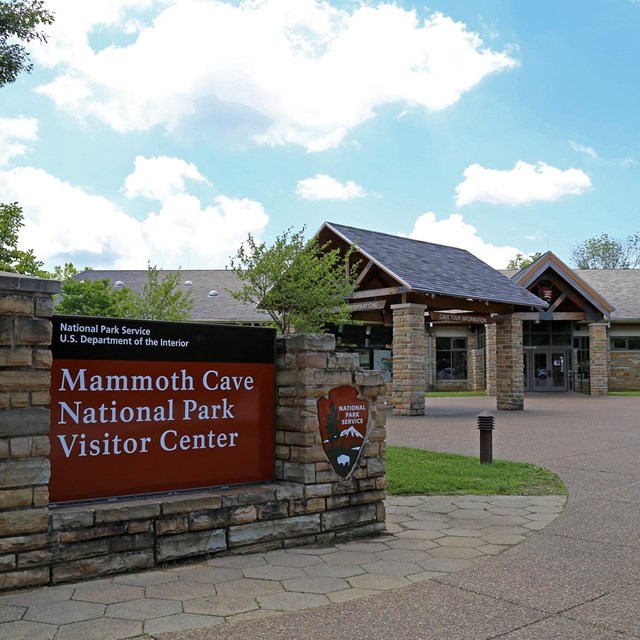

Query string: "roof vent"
[[114, 280, 124, 288], [208, 290, 219, 297], [184, 280, 193, 287]]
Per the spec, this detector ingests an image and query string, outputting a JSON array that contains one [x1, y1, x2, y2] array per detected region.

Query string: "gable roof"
[[72, 269, 269, 323], [576, 270, 640, 320], [509, 251, 614, 318], [322, 222, 547, 309]]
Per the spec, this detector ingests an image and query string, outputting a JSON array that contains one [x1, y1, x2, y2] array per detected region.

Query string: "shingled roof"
[[72, 269, 269, 323], [323, 223, 547, 309], [572, 270, 640, 320]]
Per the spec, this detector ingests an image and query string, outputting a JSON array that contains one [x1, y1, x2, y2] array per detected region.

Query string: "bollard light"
[[477, 410, 495, 464]]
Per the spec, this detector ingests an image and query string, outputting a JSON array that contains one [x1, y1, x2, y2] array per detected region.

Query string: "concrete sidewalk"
[[2, 393, 640, 639]]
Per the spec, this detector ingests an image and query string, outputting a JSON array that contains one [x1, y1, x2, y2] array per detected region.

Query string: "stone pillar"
[[425, 329, 436, 392], [495, 314, 524, 410], [485, 324, 497, 396], [588, 322, 609, 396], [391, 304, 427, 416], [467, 330, 484, 392], [275, 333, 387, 538], [0, 272, 60, 590]]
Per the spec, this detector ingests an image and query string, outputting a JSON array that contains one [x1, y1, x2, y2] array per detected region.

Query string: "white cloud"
[[568, 140, 598, 161], [0, 163, 268, 270], [0, 117, 39, 165], [408, 212, 523, 269], [569, 140, 636, 168], [455, 161, 592, 207], [124, 155, 208, 200], [139, 193, 268, 264], [34, 1, 517, 151], [296, 174, 366, 200]]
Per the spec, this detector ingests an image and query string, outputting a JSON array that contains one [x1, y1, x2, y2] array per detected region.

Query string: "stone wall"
[[609, 351, 640, 391], [0, 274, 387, 591], [0, 272, 59, 591]]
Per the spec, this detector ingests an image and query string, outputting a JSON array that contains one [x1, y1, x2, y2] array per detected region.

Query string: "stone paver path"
[[0, 494, 564, 640]]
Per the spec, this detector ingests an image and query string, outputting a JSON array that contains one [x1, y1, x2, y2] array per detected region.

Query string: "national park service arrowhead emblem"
[[317, 386, 369, 478]]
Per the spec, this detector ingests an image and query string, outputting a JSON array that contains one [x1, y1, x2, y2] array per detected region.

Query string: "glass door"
[[549, 351, 567, 390], [533, 352, 550, 390], [529, 349, 568, 392]]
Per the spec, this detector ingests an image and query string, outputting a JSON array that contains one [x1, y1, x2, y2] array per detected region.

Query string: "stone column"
[[467, 330, 484, 392], [425, 330, 436, 392], [0, 272, 60, 590], [485, 324, 497, 396], [391, 304, 427, 416], [495, 314, 524, 410], [588, 322, 609, 396]]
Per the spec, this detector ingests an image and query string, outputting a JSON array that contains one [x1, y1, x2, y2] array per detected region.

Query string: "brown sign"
[[50, 317, 276, 503], [317, 386, 368, 478], [430, 311, 492, 324], [348, 300, 386, 312]]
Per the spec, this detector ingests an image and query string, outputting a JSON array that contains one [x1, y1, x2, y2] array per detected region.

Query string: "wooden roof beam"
[[349, 286, 409, 299], [355, 260, 375, 285]]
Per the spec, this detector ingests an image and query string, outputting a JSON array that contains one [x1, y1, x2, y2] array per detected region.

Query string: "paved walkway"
[[0, 494, 565, 639], [2, 393, 640, 639]]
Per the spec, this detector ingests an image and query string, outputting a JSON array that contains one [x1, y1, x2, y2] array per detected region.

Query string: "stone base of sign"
[[0, 272, 387, 591], [0, 481, 383, 590]]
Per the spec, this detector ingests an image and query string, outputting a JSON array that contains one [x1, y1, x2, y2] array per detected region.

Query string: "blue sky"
[[1, 0, 638, 271]]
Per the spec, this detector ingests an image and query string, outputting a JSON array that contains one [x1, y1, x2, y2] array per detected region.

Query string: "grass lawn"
[[609, 391, 640, 396], [387, 446, 566, 496]]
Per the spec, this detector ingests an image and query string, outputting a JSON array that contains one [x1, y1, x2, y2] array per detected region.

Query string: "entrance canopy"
[[509, 251, 614, 322], [318, 222, 547, 320]]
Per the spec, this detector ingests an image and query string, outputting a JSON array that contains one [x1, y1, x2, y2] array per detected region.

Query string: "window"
[[436, 337, 467, 380], [574, 336, 590, 395], [523, 320, 572, 347], [611, 337, 640, 351]]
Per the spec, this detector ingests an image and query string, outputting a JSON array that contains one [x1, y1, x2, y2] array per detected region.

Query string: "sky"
[[1, 0, 639, 272]]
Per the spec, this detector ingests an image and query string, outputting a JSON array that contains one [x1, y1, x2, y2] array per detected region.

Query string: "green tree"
[[55, 278, 133, 317], [0, 202, 46, 275], [229, 227, 358, 335], [1, 0, 54, 87], [570, 233, 640, 269], [1, 3, 54, 275], [54, 264, 134, 317], [120, 263, 194, 321], [506, 252, 543, 270]]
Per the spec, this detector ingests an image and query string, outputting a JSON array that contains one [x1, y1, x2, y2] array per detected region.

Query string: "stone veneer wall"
[[588, 323, 609, 396], [609, 351, 640, 391], [0, 273, 59, 591], [0, 273, 387, 592]]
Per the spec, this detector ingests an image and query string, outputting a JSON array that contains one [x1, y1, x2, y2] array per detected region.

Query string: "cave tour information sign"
[[50, 316, 276, 503]]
